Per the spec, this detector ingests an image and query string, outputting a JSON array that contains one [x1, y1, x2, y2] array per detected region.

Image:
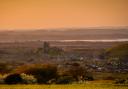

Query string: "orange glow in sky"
[[0, 0, 128, 30]]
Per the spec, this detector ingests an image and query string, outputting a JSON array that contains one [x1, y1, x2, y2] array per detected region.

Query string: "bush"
[[1, 73, 37, 84], [125, 79, 128, 84], [68, 66, 86, 81], [21, 73, 37, 84], [0, 74, 8, 84], [114, 79, 126, 84], [114, 78, 128, 84], [4, 73, 23, 84], [20, 64, 58, 84], [56, 76, 75, 84], [83, 72, 94, 81], [84, 75, 94, 81]]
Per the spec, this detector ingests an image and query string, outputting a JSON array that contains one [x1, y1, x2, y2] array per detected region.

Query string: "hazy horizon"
[[0, 26, 128, 31]]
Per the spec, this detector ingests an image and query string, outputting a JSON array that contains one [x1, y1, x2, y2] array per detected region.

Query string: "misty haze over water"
[[0, 28, 128, 42]]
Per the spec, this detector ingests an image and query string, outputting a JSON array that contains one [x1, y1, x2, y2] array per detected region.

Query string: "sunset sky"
[[0, 0, 128, 30]]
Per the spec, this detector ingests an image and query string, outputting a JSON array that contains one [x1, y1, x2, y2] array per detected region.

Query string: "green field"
[[0, 84, 128, 89]]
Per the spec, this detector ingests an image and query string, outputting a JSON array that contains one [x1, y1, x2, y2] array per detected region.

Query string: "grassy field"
[[0, 84, 128, 89]]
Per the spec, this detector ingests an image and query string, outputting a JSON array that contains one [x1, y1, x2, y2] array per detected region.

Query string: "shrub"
[[56, 76, 75, 84], [20, 64, 58, 84], [125, 79, 128, 84], [4, 73, 23, 84], [0, 74, 8, 84], [47, 79, 56, 84], [68, 66, 86, 81], [84, 75, 94, 81], [21, 73, 37, 84], [114, 79, 126, 84], [84, 72, 94, 81]]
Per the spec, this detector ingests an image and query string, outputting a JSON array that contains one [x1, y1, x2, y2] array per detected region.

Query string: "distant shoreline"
[[55, 39, 128, 42]]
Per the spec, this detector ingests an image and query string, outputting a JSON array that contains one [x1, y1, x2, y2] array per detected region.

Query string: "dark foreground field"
[[0, 84, 128, 89]]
